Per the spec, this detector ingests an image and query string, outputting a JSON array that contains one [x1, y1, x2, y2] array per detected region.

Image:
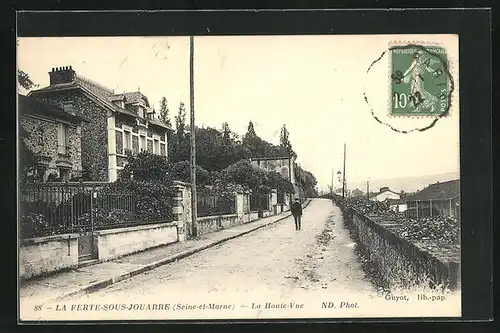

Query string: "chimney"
[[49, 66, 76, 86]]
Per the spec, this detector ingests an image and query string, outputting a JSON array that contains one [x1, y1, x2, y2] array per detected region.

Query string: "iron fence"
[[19, 182, 173, 238], [197, 192, 236, 217], [249, 193, 270, 212]]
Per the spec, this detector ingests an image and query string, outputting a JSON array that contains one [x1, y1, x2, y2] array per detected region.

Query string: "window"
[[59, 168, 70, 182], [138, 106, 144, 118], [58, 123, 69, 154], [140, 135, 146, 152], [123, 131, 132, 152], [154, 139, 160, 155]]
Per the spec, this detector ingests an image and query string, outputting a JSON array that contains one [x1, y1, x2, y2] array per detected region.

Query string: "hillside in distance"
[[347, 171, 460, 194]]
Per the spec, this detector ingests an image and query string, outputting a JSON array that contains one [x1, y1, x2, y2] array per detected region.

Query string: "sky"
[[17, 35, 460, 191]]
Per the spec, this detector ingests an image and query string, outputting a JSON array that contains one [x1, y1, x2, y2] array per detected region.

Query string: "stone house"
[[249, 156, 299, 206], [28, 66, 172, 182], [369, 186, 401, 202], [18, 94, 85, 182]]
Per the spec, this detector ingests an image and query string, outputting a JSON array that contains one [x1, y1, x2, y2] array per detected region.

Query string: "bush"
[[172, 161, 210, 186], [212, 159, 294, 195], [102, 179, 174, 222], [120, 151, 173, 184]]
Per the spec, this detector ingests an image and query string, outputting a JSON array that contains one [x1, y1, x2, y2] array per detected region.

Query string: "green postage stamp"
[[390, 44, 452, 117]]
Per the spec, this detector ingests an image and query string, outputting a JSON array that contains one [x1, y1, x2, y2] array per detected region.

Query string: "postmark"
[[389, 44, 452, 117], [364, 41, 455, 134]]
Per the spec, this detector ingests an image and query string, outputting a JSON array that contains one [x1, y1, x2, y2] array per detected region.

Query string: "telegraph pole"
[[366, 180, 370, 200], [342, 143, 346, 199], [190, 36, 198, 237], [330, 168, 334, 198]]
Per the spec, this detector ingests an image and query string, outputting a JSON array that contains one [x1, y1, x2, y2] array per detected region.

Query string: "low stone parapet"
[[343, 207, 460, 290], [20, 233, 80, 280], [95, 222, 179, 262]]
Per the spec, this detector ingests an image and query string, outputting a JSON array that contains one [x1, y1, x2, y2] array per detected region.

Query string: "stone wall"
[[343, 208, 460, 290], [20, 234, 79, 280], [33, 91, 109, 181], [95, 222, 178, 262], [243, 212, 260, 223], [21, 115, 82, 180]]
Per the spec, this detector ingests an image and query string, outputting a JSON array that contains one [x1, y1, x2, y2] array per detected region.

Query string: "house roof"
[[29, 71, 174, 130], [406, 179, 460, 201], [372, 188, 400, 197], [250, 156, 293, 161], [109, 92, 150, 107], [18, 94, 86, 124], [148, 117, 174, 131], [29, 80, 139, 118]]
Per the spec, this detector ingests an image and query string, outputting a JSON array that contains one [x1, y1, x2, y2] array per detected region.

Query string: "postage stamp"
[[389, 44, 451, 117]]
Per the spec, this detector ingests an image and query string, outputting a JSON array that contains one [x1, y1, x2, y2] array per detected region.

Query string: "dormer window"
[[137, 105, 144, 118]]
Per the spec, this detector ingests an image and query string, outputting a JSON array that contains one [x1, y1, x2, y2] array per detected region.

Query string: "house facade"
[[28, 66, 172, 182], [19, 94, 85, 182], [249, 156, 300, 202], [405, 179, 460, 219], [370, 187, 401, 202]]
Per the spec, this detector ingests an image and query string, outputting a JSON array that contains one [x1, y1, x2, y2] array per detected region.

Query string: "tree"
[[247, 121, 256, 137], [18, 70, 41, 186], [242, 121, 280, 158], [169, 102, 190, 162], [171, 161, 210, 186], [279, 124, 297, 159], [19, 127, 42, 187], [294, 163, 318, 198], [222, 122, 231, 143], [158, 97, 172, 127], [18, 70, 38, 91], [175, 102, 187, 137]]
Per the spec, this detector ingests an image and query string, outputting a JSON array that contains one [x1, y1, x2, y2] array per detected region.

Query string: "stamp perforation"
[[387, 41, 455, 119]]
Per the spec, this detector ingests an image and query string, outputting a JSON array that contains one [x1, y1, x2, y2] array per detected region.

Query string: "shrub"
[[120, 151, 173, 184], [172, 161, 210, 186], [101, 179, 174, 222]]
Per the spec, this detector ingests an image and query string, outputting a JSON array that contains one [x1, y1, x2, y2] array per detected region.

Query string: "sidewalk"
[[20, 199, 311, 306]]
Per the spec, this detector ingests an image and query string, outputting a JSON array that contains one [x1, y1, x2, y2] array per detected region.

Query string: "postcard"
[[18, 33, 460, 321]]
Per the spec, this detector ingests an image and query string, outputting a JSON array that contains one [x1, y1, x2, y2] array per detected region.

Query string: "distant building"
[[387, 198, 408, 213], [19, 94, 86, 182], [249, 156, 299, 203], [28, 66, 172, 182], [351, 188, 364, 197], [405, 179, 460, 218], [370, 186, 401, 202]]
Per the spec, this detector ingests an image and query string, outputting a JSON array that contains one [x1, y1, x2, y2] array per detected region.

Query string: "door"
[[78, 232, 95, 262]]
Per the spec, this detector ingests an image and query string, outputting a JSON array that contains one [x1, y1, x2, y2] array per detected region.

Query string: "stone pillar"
[[235, 186, 245, 223], [107, 111, 117, 182], [172, 181, 186, 242], [271, 189, 278, 215]]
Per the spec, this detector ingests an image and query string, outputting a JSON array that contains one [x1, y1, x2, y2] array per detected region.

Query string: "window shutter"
[[58, 123, 66, 154]]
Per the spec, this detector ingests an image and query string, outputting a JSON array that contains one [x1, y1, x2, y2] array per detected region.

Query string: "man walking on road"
[[291, 198, 303, 230]]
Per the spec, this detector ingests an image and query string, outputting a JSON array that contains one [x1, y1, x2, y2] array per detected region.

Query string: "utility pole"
[[330, 168, 334, 199], [342, 143, 346, 199], [366, 180, 370, 200], [190, 36, 198, 237]]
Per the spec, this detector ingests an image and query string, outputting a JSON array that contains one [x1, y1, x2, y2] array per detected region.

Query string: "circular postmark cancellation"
[[364, 43, 455, 133]]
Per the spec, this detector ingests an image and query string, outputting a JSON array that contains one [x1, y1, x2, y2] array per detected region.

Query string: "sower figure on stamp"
[[291, 198, 303, 230], [401, 50, 439, 112]]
